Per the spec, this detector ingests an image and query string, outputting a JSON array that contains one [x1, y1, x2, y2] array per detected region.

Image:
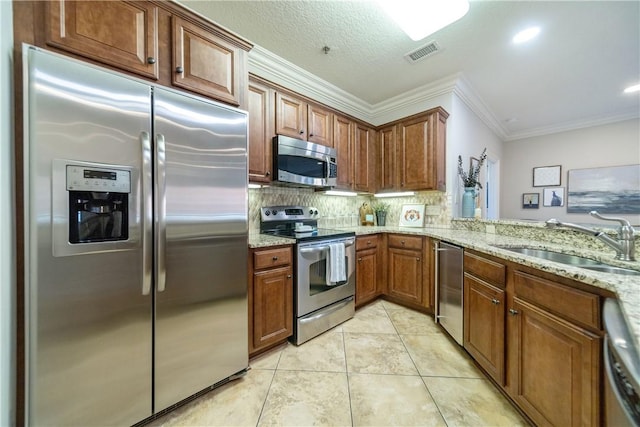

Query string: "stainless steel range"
[[260, 206, 355, 344]]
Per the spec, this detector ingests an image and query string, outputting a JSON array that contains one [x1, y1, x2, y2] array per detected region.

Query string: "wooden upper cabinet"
[[353, 124, 375, 193], [308, 104, 333, 146], [172, 16, 242, 106], [46, 0, 160, 79], [276, 92, 307, 139], [378, 125, 396, 192], [333, 114, 353, 189], [248, 81, 274, 182], [397, 114, 433, 190]]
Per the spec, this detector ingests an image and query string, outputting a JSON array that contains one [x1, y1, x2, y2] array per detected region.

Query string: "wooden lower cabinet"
[[355, 235, 381, 307], [507, 297, 601, 427], [463, 274, 505, 384], [249, 246, 293, 355], [387, 235, 423, 305]]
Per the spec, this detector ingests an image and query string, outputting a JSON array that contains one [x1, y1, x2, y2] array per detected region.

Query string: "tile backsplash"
[[249, 186, 451, 230]]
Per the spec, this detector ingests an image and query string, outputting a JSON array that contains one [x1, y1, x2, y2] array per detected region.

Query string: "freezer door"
[[24, 48, 152, 425], [153, 88, 249, 411]]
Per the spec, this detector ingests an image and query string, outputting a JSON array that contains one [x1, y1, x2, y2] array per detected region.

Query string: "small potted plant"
[[372, 202, 390, 226], [457, 148, 487, 218]]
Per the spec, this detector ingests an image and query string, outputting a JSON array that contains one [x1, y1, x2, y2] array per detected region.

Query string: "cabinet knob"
[[367, 241, 371, 245], [358, 257, 362, 262], [287, 274, 292, 279], [299, 130, 304, 134], [416, 257, 420, 261], [147, 57, 156, 64], [176, 66, 184, 74], [491, 299, 500, 305], [272, 256, 278, 260], [401, 240, 405, 245], [309, 133, 314, 137], [509, 309, 519, 316], [265, 171, 270, 177]]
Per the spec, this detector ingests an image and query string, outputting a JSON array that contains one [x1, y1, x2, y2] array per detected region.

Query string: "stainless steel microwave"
[[273, 135, 337, 188]]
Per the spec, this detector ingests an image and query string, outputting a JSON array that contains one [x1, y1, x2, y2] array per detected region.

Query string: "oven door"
[[296, 237, 355, 316]]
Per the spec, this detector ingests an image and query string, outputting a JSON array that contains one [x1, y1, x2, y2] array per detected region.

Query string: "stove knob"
[[313, 209, 319, 215], [309, 209, 314, 216], [264, 210, 270, 216], [271, 210, 278, 216]]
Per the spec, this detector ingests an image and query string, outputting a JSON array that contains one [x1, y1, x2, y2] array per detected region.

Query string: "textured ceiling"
[[179, 0, 640, 139]]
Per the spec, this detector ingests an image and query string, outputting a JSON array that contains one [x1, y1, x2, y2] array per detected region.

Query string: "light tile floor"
[[150, 299, 528, 426]]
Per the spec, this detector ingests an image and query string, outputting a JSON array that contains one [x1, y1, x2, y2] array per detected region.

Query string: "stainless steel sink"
[[496, 246, 640, 276]]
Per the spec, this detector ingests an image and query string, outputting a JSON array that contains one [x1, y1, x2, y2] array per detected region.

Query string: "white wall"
[[0, 0, 15, 425], [449, 93, 504, 217], [501, 119, 640, 225]]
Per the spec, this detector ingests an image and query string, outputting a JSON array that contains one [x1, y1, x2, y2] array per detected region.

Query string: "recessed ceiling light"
[[512, 26, 541, 44], [378, 0, 469, 41], [623, 84, 640, 93]]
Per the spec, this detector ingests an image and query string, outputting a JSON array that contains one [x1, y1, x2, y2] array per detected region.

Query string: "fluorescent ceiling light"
[[623, 84, 640, 93], [512, 27, 541, 44], [378, 0, 469, 41], [374, 191, 415, 198], [324, 190, 358, 197]]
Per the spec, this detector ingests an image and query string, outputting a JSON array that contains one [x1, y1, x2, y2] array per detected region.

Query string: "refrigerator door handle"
[[155, 133, 167, 292], [141, 131, 153, 296]]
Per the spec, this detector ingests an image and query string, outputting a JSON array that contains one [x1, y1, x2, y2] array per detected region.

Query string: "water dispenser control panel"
[[66, 165, 131, 193]]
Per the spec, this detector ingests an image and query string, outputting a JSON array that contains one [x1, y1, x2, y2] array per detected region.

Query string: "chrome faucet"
[[545, 211, 636, 261]]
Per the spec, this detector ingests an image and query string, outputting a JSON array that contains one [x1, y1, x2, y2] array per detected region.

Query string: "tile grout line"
[[253, 346, 285, 427], [341, 330, 355, 427]]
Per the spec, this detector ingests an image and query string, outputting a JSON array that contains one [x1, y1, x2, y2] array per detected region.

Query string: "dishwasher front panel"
[[436, 242, 464, 345]]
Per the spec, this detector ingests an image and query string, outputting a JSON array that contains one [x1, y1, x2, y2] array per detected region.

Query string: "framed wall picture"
[[543, 187, 564, 207], [522, 193, 539, 209], [567, 164, 640, 214], [399, 204, 425, 227], [533, 165, 561, 187]]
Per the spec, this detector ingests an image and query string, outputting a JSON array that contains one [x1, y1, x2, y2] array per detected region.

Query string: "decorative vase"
[[376, 211, 386, 226], [462, 187, 476, 218]]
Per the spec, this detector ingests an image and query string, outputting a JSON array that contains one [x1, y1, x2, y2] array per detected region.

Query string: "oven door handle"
[[299, 239, 355, 254]]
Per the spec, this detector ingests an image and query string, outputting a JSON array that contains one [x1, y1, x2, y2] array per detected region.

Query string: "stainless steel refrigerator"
[[23, 46, 249, 426]]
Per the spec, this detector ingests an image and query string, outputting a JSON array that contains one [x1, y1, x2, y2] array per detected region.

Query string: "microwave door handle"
[[325, 156, 330, 180]]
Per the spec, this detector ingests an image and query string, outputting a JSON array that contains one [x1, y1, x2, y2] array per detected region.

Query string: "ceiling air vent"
[[404, 41, 441, 63]]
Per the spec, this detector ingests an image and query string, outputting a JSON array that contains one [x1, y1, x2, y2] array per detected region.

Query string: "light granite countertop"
[[249, 225, 640, 353]]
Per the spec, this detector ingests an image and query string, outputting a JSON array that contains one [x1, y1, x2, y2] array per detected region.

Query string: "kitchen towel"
[[326, 242, 346, 286]]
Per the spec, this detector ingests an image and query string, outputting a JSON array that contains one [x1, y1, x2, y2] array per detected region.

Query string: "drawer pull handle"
[[491, 299, 500, 305], [272, 256, 278, 260], [509, 309, 519, 316]]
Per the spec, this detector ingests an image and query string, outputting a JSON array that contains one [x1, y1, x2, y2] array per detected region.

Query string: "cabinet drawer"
[[514, 271, 600, 330], [253, 247, 292, 270], [356, 235, 379, 251], [388, 234, 422, 250], [464, 252, 505, 288]]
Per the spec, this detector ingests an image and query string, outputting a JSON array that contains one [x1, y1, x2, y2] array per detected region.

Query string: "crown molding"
[[504, 110, 640, 141], [451, 76, 509, 140], [248, 45, 373, 122]]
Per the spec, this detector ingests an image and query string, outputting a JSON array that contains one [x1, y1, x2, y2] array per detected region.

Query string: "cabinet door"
[[276, 93, 307, 139], [353, 124, 374, 193], [308, 104, 333, 147], [46, 0, 159, 79], [508, 297, 600, 427], [463, 274, 505, 384], [397, 114, 432, 190], [248, 81, 274, 183], [356, 248, 378, 307], [333, 114, 353, 189], [378, 125, 396, 191], [172, 16, 241, 105], [252, 266, 293, 351], [387, 248, 423, 305]]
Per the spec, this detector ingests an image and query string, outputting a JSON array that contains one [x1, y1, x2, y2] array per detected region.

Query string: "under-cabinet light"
[[374, 192, 415, 198], [324, 190, 358, 197], [377, 0, 469, 41], [248, 183, 262, 189]]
